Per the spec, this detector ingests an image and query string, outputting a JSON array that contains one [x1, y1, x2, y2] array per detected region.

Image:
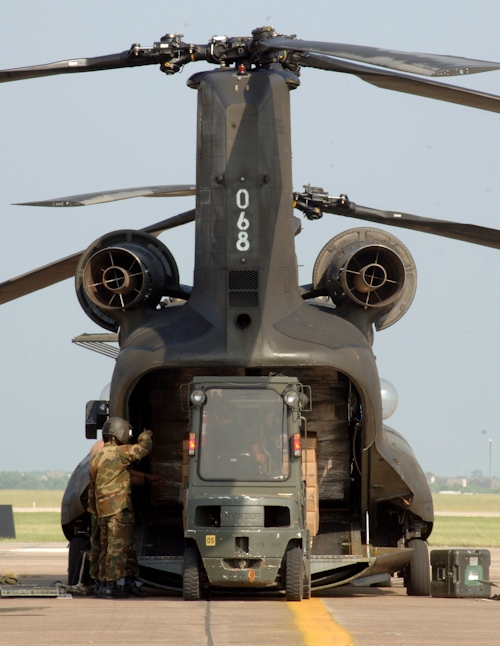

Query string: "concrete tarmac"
[[1, 543, 499, 646]]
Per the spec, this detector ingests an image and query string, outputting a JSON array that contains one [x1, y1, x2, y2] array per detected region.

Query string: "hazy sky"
[[1, 0, 500, 477]]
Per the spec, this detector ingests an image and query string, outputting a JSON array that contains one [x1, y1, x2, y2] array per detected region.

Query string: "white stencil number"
[[237, 231, 249, 251], [236, 189, 250, 251]]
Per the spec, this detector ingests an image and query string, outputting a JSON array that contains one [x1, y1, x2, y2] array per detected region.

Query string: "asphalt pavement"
[[0, 543, 499, 646]]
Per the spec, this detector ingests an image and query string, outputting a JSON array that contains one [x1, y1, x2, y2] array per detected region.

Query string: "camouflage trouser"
[[97, 508, 140, 582], [89, 513, 100, 581]]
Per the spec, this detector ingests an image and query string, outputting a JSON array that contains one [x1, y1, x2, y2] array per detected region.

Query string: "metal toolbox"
[[430, 549, 490, 598]]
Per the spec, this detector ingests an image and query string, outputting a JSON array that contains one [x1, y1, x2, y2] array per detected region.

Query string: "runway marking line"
[[7, 548, 67, 553], [288, 597, 355, 645]]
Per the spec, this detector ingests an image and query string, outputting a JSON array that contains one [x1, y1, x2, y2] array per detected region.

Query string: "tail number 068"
[[236, 189, 250, 251]]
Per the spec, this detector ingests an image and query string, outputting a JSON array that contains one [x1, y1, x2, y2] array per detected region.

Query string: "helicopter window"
[[198, 388, 289, 481]]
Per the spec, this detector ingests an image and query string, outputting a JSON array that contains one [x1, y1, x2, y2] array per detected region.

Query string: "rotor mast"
[[185, 55, 302, 354]]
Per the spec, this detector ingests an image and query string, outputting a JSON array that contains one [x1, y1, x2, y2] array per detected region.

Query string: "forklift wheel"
[[303, 563, 312, 600], [285, 547, 304, 601], [183, 546, 201, 601]]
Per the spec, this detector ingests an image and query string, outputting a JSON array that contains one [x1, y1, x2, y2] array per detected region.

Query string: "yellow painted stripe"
[[288, 598, 355, 646]]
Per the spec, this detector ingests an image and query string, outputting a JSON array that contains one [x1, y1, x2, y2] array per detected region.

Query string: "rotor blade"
[[297, 53, 500, 114], [143, 209, 195, 235], [260, 37, 500, 77], [324, 202, 500, 250], [0, 210, 196, 305], [0, 51, 158, 83], [0, 252, 81, 305], [15, 184, 196, 207]]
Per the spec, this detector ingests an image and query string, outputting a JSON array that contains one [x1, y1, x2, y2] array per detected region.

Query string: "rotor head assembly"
[[3, 27, 500, 316]]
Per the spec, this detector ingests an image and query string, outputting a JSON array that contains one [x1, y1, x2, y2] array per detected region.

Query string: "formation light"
[[380, 378, 398, 420]]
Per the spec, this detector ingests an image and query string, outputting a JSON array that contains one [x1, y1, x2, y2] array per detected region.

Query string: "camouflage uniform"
[[88, 439, 104, 582], [88, 431, 152, 582]]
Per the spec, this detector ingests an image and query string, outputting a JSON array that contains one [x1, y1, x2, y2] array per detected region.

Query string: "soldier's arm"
[[121, 430, 153, 463], [87, 475, 96, 515]]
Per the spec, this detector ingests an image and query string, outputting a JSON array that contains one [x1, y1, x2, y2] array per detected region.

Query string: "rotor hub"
[[353, 263, 388, 293], [102, 265, 132, 295]]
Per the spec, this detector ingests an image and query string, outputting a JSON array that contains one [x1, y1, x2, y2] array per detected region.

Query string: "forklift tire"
[[285, 547, 304, 601], [68, 535, 90, 586], [303, 561, 312, 600], [406, 539, 430, 596], [183, 546, 201, 601]]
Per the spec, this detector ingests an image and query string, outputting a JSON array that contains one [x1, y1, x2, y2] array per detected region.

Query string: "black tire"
[[68, 535, 90, 586], [285, 547, 304, 601], [183, 546, 201, 601], [303, 558, 312, 599], [406, 539, 430, 596]]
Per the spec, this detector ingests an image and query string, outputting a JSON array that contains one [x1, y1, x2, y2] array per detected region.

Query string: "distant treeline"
[[0, 471, 70, 490]]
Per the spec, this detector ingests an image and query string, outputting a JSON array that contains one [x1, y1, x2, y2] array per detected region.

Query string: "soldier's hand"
[[148, 473, 167, 485]]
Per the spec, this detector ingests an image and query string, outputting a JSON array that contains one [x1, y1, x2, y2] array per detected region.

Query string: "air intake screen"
[[228, 271, 258, 290], [229, 291, 259, 307], [228, 271, 259, 308]]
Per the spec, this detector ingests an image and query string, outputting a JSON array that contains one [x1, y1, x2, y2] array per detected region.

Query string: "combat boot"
[[101, 581, 130, 599], [93, 581, 104, 598], [123, 577, 148, 597]]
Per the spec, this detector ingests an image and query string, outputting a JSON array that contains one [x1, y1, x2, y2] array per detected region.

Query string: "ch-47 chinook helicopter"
[[3, 26, 500, 599]]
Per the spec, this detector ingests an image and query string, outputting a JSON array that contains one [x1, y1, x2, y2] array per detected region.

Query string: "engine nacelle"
[[313, 228, 416, 330], [75, 230, 179, 331]]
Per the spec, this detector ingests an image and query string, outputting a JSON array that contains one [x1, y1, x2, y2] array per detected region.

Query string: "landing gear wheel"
[[406, 539, 430, 596], [303, 559, 312, 599], [285, 547, 304, 601], [183, 546, 201, 601], [68, 535, 90, 586]]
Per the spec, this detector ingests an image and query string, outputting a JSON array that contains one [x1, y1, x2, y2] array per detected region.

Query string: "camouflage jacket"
[[88, 431, 152, 518]]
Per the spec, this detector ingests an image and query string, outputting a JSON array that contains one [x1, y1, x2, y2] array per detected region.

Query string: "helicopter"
[[2, 25, 500, 597]]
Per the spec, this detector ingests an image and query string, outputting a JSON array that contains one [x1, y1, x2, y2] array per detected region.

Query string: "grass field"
[[0, 490, 64, 508], [429, 517, 500, 547], [0, 513, 66, 542], [432, 493, 500, 513], [0, 491, 65, 542], [429, 493, 500, 547], [1, 491, 500, 546]]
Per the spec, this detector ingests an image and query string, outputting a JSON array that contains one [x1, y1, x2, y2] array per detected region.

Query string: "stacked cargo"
[[302, 434, 319, 537], [182, 438, 189, 528]]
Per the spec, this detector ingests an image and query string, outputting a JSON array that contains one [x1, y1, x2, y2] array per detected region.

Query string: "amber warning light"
[[188, 432, 196, 456], [293, 433, 301, 457]]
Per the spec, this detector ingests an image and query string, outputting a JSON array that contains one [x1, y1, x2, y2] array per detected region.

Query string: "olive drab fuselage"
[[63, 63, 432, 591], [4, 24, 496, 598]]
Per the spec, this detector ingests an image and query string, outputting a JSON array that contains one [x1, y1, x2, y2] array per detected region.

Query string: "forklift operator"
[[199, 388, 288, 480]]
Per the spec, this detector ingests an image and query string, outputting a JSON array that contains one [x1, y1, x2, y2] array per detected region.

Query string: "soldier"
[[88, 436, 164, 593], [88, 417, 152, 599], [88, 438, 104, 591]]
